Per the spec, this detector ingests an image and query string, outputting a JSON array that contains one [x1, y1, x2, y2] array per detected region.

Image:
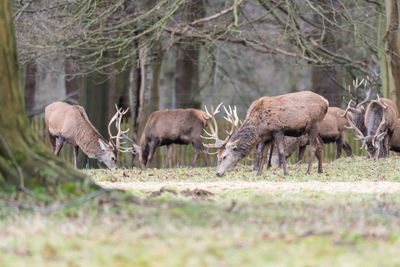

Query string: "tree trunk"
[[311, 1, 342, 107], [174, 0, 205, 109], [386, 0, 400, 111], [0, 0, 93, 193]]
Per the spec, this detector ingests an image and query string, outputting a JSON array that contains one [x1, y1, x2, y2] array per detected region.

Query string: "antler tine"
[[222, 105, 240, 140], [107, 111, 120, 146], [111, 105, 136, 153], [345, 115, 366, 149], [202, 103, 226, 149], [356, 78, 373, 108]]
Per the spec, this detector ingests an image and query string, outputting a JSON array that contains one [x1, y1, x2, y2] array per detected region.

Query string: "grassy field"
[[2, 157, 400, 266]]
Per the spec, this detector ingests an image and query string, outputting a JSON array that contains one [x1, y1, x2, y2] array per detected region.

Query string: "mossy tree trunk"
[[0, 0, 95, 194], [386, 0, 400, 110]]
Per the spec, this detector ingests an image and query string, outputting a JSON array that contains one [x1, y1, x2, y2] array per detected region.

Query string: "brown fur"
[[216, 91, 329, 177], [45, 102, 117, 168], [140, 109, 210, 168], [390, 119, 400, 152], [363, 98, 398, 158]]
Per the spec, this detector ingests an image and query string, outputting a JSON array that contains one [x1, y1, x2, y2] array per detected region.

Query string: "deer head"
[[345, 97, 388, 159], [341, 77, 373, 131], [202, 103, 240, 176]]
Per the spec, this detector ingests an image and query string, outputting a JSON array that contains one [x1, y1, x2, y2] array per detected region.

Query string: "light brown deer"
[[203, 91, 329, 177], [139, 108, 220, 168], [45, 102, 134, 169]]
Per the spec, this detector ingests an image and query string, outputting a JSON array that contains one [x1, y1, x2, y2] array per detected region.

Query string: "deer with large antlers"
[[341, 77, 398, 158], [341, 77, 373, 135], [139, 107, 219, 168], [203, 91, 329, 177], [346, 95, 398, 159], [45, 102, 135, 169]]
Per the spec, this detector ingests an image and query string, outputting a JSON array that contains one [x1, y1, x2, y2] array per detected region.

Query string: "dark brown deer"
[[139, 108, 219, 168], [390, 119, 400, 152], [203, 91, 329, 177], [45, 102, 134, 169], [346, 96, 398, 159]]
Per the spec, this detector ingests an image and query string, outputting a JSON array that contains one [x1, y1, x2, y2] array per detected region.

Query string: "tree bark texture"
[[0, 0, 93, 192]]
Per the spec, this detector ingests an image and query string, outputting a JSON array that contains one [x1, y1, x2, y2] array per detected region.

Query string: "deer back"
[[244, 91, 328, 135], [45, 102, 112, 159], [319, 107, 349, 138], [140, 109, 207, 145]]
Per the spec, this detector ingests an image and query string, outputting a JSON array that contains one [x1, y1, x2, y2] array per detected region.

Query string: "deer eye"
[[111, 157, 115, 161]]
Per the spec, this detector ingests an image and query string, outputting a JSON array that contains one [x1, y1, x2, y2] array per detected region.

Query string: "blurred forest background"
[[13, 0, 400, 168]]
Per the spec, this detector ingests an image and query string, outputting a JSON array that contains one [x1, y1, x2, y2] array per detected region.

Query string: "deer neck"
[[75, 125, 107, 159], [230, 124, 260, 159]]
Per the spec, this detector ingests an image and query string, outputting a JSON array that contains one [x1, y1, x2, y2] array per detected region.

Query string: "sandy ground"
[[98, 181, 400, 194]]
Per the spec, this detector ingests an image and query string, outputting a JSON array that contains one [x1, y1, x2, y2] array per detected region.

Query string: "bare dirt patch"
[[98, 181, 400, 194]]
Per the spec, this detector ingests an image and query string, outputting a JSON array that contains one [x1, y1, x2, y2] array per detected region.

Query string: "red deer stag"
[[341, 77, 373, 135], [139, 107, 219, 168], [346, 96, 398, 159], [203, 91, 329, 177], [45, 102, 133, 169]]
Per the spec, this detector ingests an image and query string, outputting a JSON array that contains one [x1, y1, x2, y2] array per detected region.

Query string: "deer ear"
[[98, 139, 107, 151]]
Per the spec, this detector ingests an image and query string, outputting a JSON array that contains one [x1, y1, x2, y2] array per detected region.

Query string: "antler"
[[108, 104, 137, 153], [340, 76, 373, 118], [357, 76, 373, 107], [371, 95, 388, 109], [202, 103, 226, 149], [345, 116, 366, 149], [372, 113, 387, 146], [202, 103, 240, 150], [223, 105, 240, 136]]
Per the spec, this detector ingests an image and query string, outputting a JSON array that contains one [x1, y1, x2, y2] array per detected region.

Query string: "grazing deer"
[[203, 91, 328, 177], [139, 108, 216, 168], [342, 77, 373, 135], [45, 102, 134, 169], [346, 96, 398, 159]]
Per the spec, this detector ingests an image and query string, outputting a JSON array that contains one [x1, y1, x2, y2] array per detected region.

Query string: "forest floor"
[[2, 156, 400, 266]]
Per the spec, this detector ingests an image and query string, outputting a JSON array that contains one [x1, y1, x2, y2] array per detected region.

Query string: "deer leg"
[[335, 138, 343, 159], [297, 145, 306, 164], [343, 142, 352, 157], [203, 147, 210, 167], [166, 145, 173, 168], [267, 142, 274, 169], [256, 142, 268, 176], [54, 136, 65, 156], [274, 132, 288, 176], [316, 137, 324, 173], [306, 125, 320, 175], [192, 146, 200, 167], [253, 143, 263, 171], [145, 143, 157, 168], [73, 146, 79, 168]]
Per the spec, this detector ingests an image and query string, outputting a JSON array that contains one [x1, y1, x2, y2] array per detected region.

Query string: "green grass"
[[2, 156, 400, 266], [90, 156, 400, 182]]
